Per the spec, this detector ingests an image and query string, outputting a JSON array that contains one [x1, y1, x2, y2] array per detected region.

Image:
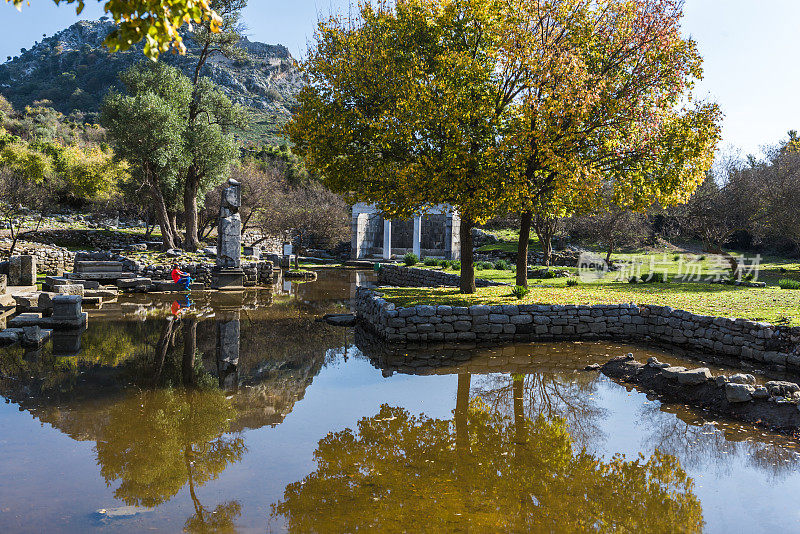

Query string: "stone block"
[[9, 255, 36, 286], [489, 314, 509, 324], [725, 383, 754, 403], [510, 314, 533, 325], [54, 284, 84, 296], [677, 368, 712, 385]]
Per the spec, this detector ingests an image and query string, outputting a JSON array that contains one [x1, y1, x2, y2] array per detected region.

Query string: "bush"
[[451, 261, 461, 270], [423, 257, 438, 266], [673, 255, 680, 261], [779, 279, 800, 290], [439, 259, 451, 269], [628, 276, 639, 284], [511, 285, 529, 299], [403, 252, 418, 266], [493, 259, 511, 271], [475, 260, 493, 271], [647, 272, 668, 283], [566, 278, 579, 287], [698, 255, 706, 261]]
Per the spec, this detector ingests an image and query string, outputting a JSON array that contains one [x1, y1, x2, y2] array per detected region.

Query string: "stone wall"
[[354, 287, 800, 372], [377, 264, 507, 288], [0, 239, 75, 275]]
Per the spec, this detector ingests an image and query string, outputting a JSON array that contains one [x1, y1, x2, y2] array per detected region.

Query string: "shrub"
[[403, 252, 418, 266], [628, 276, 639, 284], [439, 260, 451, 269], [475, 260, 493, 271], [673, 255, 680, 261], [648, 272, 668, 283], [698, 255, 706, 261], [451, 261, 461, 270], [493, 259, 511, 271], [566, 278, 579, 287], [423, 257, 438, 266], [779, 278, 800, 290], [511, 285, 529, 299]]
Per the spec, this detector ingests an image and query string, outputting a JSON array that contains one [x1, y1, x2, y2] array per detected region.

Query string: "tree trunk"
[[183, 167, 201, 251], [455, 373, 471, 454], [182, 317, 198, 387], [168, 212, 181, 248], [459, 216, 476, 294], [516, 211, 532, 287], [147, 177, 176, 250], [605, 240, 614, 266], [533, 216, 556, 267]]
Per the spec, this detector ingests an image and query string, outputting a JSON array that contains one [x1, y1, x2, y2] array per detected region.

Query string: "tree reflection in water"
[[272, 373, 703, 533], [95, 388, 245, 532]]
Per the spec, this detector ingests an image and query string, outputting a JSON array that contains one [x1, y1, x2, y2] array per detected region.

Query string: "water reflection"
[[272, 373, 703, 533]]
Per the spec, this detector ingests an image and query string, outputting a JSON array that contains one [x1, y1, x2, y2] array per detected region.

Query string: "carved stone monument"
[[212, 178, 245, 290]]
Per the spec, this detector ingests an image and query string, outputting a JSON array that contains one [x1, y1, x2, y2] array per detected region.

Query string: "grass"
[[379, 282, 800, 325], [476, 228, 539, 253]]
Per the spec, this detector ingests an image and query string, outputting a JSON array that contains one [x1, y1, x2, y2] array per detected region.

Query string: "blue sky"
[[1, 0, 798, 156]]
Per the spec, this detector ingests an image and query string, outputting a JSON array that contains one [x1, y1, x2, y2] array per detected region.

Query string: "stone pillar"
[[445, 211, 461, 260], [216, 311, 240, 390], [382, 219, 392, 260], [412, 216, 422, 258], [9, 255, 36, 286], [351, 213, 369, 259], [212, 179, 246, 290]]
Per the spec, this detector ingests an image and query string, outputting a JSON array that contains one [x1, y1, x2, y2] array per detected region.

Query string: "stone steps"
[[66, 271, 135, 281]]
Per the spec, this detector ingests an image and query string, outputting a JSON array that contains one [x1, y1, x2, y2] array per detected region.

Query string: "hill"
[[0, 19, 303, 145]]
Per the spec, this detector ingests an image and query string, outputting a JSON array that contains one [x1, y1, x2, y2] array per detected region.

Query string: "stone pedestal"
[[51, 295, 87, 329], [9, 255, 36, 286], [211, 267, 245, 290], [216, 311, 240, 390]]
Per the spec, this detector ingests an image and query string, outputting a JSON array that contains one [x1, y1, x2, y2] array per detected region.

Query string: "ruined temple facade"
[[350, 203, 461, 260]]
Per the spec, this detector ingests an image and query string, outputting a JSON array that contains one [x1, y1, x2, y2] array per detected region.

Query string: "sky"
[[1, 0, 798, 156]]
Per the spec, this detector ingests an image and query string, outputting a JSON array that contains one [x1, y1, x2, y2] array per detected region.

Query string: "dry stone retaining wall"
[[0, 240, 75, 275], [354, 287, 800, 372], [377, 264, 506, 288]]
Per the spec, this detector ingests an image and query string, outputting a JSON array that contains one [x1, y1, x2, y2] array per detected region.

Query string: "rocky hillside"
[[0, 19, 304, 144]]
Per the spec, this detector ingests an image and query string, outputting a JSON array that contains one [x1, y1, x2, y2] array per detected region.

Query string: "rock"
[[661, 366, 687, 379], [729, 373, 756, 385], [583, 363, 601, 371], [54, 284, 85, 296], [725, 383, 755, 403], [752, 386, 770, 399], [766, 380, 800, 397], [165, 248, 184, 257], [323, 314, 357, 327], [0, 329, 20, 345], [21, 325, 50, 347], [715, 376, 729, 387], [127, 243, 147, 252], [677, 367, 712, 385], [8, 255, 36, 286], [203, 246, 218, 257], [646, 356, 670, 369]]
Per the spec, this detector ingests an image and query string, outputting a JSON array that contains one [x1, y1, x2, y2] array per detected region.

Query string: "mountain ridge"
[[0, 19, 303, 145]]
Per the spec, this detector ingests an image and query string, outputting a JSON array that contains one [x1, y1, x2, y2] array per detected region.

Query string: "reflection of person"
[[171, 264, 193, 291], [171, 296, 193, 317]]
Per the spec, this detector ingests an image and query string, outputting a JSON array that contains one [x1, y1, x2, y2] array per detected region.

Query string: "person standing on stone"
[[171, 264, 193, 291]]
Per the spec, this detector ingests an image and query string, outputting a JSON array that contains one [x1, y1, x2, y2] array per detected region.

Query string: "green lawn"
[[379, 283, 800, 325]]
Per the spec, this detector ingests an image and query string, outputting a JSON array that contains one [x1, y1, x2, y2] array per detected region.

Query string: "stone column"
[[412, 215, 422, 258], [445, 211, 461, 260], [212, 179, 246, 289], [382, 219, 392, 260], [9, 255, 36, 286], [216, 311, 240, 390], [351, 213, 368, 259]]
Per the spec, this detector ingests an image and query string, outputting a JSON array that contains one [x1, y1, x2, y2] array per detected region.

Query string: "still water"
[[1, 269, 799, 533]]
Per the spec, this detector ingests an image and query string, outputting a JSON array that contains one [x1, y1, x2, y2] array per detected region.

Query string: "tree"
[[182, 0, 248, 251], [502, 0, 720, 287], [101, 63, 190, 249], [7, 0, 222, 60], [102, 61, 241, 249], [288, 0, 517, 293]]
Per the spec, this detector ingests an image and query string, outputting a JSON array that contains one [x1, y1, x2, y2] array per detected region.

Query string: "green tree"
[[183, 0, 248, 251], [101, 63, 190, 249], [7, 0, 222, 60]]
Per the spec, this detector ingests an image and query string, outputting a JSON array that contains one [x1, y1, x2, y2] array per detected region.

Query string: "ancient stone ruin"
[[212, 178, 246, 290], [350, 203, 461, 260]]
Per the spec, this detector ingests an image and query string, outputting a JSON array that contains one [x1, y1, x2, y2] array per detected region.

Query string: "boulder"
[[729, 373, 756, 385], [677, 367, 712, 385], [323, 314, 357, 327], [661, 366, 687, 379], [725, 383, 755, 403], [766, 381, 800, 397]]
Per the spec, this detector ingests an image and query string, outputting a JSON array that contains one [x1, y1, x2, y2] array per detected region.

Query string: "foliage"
[[779, 279, 800, 290], [566, 279, 579, 287], [511, 285, 529, 299], [450, 261, 461, 271], [475, 260, 493, 271], [272, 402, 703, 532], [7, 0, 222, 60], [493, 259, 511, 271], [403, 253, 419, 266], [423, 257, 439, 267]]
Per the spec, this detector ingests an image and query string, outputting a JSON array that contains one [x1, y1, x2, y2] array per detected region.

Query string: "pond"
[[0, 269, 799, 533]]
